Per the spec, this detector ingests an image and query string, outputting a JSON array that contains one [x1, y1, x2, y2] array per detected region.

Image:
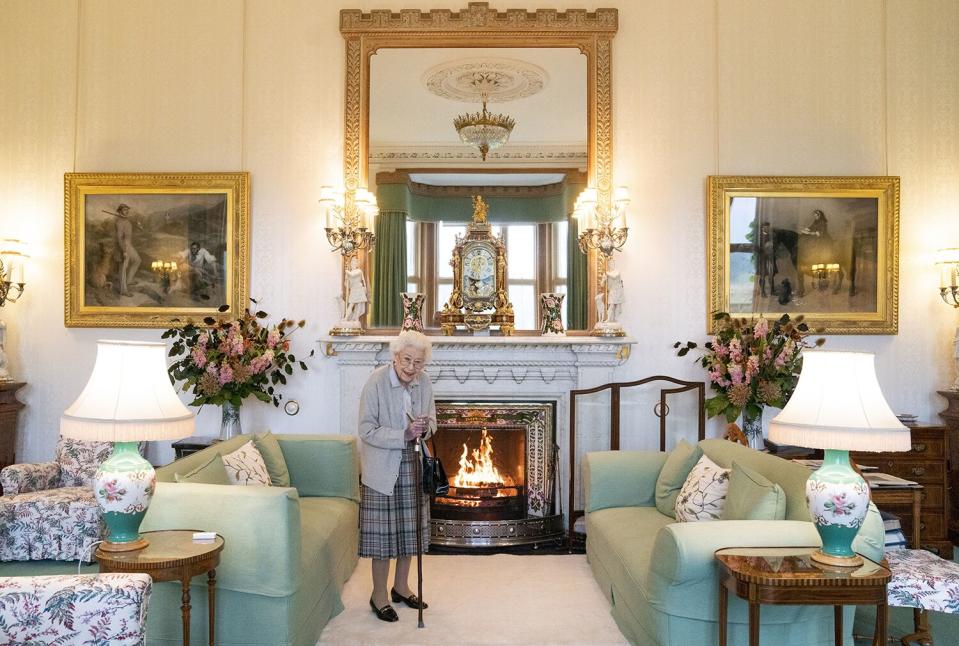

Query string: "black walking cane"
[[409, 414, 426, 628]]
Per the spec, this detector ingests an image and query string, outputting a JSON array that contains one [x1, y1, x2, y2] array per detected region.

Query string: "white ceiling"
[[370, 48, 586, 147], [410, 173, 566, 186]]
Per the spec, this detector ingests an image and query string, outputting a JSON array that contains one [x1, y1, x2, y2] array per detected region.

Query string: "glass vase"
[[741, 406, 764, 451], [220, 401, 242, 440]]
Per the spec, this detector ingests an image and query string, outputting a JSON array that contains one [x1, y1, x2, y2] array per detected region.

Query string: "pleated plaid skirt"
[[359, 444, 430, 559]]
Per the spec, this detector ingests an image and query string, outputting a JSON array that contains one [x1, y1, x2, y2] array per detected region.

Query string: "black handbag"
[[421, 443, 449, 497]]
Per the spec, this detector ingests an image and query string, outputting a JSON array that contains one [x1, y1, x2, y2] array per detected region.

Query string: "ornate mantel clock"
[[441, 196, 514, 335]]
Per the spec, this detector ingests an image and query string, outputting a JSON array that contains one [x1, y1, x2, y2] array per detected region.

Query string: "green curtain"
[[567, 214, 588, 330], [370, 210, 407, 327]]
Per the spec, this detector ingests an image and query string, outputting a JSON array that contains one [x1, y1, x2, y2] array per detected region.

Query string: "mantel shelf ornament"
[[440, 196, 514, 335]]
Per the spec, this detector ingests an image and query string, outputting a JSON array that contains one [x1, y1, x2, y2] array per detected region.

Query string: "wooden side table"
[[0, 381, 25, 493], [97, 529, 224, 645], [716, 546, 891, 646]]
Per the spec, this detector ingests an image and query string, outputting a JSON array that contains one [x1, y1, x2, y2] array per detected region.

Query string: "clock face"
[[462, 246, 495, 299]]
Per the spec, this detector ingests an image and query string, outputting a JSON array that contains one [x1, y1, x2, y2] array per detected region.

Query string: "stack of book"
[[881, 510, 908, 551]]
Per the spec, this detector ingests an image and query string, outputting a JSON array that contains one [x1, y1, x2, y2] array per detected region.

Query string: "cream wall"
[[1, 0, 957, 464]]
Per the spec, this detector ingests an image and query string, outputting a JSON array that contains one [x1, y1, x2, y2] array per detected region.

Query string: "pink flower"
[[191, 346, 208, 369], [746, 355, 760, 377], [218, 363, 234, 385], [728, 338, 743, 363], [267, 329, 281, 349], [728, 363, 744, 385], [753, 318, 769, 338], [712, 341, 729, 359]]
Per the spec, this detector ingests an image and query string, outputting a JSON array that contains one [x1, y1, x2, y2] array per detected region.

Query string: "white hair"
[[390, 330, 432, 362]]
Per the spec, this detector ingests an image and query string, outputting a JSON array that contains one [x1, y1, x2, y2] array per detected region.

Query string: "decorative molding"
[[340, 4, 618, 34], [376, 168, 588, 186], [423, 57, 548, 103], [369, 144, 587, 164], [406, 180, 566, 198]]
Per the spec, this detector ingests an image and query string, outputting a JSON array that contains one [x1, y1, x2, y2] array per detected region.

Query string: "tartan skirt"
[[359, 444, 430, 559]]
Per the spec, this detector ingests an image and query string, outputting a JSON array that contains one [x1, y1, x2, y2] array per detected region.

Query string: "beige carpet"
[[317, 554, 630, 646]]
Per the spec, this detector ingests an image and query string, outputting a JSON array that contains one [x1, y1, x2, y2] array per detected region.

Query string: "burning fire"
[[452, 428, 515, 488]]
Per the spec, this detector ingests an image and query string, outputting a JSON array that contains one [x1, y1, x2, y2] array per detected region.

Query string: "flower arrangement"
[[163, 301, 312, 408], [674, 312, 823, 423]]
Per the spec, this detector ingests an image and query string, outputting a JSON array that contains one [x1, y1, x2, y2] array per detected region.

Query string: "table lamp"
[[768, 351, 910, 567], [61, 340, 194, 551]]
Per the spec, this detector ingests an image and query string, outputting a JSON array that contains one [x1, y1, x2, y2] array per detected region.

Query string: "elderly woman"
[[358, 330, 436, 622]]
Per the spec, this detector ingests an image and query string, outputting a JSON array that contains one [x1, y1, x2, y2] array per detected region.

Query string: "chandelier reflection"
[[453, 73, 516, 161]]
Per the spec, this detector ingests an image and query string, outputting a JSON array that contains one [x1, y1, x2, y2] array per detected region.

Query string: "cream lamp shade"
[[61, 340, 194, 442], [768, 350, 910, 452]]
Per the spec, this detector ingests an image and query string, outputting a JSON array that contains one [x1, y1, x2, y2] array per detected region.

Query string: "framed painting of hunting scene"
[[65, 172, 249, 328], [707, 176, 899, 335]]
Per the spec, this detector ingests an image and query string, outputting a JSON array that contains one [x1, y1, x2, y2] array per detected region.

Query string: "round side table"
[[96, 529, 224, 646]]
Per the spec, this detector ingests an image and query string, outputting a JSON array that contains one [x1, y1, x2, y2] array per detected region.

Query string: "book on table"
[[863, 472, 920, 488]]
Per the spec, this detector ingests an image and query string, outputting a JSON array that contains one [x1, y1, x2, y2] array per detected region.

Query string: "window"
[[407, 220, 569, 331]]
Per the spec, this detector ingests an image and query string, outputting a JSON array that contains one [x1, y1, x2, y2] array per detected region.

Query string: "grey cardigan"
[[357, 364, 437, 495]]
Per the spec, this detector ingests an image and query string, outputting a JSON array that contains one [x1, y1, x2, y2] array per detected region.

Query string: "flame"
[[452, 428, 514, 488]]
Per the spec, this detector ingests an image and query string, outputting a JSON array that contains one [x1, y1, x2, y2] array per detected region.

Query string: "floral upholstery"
[[886, 548, 959, 613], [0, 461, 59, 495], [0, 487, 104, 561], [55, 437, 115, 487], [0, 573, 152, 645], [0, 438, 144, 562]]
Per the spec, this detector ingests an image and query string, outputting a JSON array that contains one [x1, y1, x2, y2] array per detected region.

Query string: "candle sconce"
[[319, 187, 378, 258], [573, 187, 629, 336], [0, 240, 27, 307], [937, 248, 959, 308]]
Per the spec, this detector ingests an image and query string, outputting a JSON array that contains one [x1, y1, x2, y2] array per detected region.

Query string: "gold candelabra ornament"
[[573, 188, 630, 337], [150, 260, 178, 294], [0, 239, 28, 307], [574, 187, 630, 257], [937, 248, 959, 307], [319, 186, 377, 257]]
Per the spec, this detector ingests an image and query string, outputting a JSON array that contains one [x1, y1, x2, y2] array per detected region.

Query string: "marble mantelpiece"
[[319, 335, 635, 527]]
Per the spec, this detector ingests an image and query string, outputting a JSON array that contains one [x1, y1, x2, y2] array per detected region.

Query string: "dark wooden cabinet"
[[938, 390, 959, 546], [0, 381, 26, 495], [851, 423, 953, 556], [171, 435, 220, 460]]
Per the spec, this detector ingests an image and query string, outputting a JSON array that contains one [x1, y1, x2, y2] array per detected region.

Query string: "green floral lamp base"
[[93, 441, 156, 552], [806, 449, 870, 567]]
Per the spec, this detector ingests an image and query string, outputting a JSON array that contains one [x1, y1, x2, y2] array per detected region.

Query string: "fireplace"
[[428, 401, 563, 547]]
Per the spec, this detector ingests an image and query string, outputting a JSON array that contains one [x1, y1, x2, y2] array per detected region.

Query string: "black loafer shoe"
[[391, 588, 429, 609], [369, 598, 399, 622]]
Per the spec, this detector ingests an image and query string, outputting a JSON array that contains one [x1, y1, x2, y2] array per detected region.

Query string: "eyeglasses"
[[397, 356, 425, 369]]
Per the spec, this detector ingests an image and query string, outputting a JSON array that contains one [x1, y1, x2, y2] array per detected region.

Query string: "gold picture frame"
[[65, 172, 250, 328], [707, 175, 900, 335]]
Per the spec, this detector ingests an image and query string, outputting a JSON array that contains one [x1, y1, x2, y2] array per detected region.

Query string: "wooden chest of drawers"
[[851, 423, 953, 556]]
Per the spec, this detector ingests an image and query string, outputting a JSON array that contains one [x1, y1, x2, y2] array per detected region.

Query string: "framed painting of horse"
[[64, 172, 250, 327], [707, 176, 899, 335]]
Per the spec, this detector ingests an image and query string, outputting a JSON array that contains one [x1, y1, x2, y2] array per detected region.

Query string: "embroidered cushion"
[[221, 440, 271, 486], [175, 453, 231, 485], [655, 439, 703, 518], [675, 454, 730, 522]]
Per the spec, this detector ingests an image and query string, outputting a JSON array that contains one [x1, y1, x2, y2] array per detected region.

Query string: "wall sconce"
[[810, 262, 841, 291], [319, 186, 378, 257], [573, 188, 629, 337], [150, 260, 178, 294], [937, 248, 959, 307], [0, 239, 27, 307]]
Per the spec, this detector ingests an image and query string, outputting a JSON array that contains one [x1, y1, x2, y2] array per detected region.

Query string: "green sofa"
[[141, 434, 359, 646], [585, 438, 885, 646]]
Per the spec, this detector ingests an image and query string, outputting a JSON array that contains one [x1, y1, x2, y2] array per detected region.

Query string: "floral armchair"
[[0, 437, 144, 562], [0, 573, 152, 645]]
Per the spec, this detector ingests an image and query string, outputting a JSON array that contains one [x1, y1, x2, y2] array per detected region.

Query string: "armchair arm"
[[0, 462, 60, 494], [584, 451, 667, 512], [141, 482, 301, 596]]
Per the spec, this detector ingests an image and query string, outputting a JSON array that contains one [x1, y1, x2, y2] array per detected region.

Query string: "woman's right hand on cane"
[[404, 417, 427, 442]]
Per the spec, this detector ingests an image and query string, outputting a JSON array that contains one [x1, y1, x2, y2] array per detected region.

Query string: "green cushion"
[[254, 430, 291, 487], [722, 459, 787, 520], [174, 453, 230, 485], [655, 439, 703, 518], [276, 435, 360, 502]]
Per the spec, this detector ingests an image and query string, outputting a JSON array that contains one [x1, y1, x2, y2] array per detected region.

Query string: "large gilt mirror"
[[340, 3, 617, 332]]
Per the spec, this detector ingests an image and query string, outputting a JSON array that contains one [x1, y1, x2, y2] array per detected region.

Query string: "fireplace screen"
[[428, 401, 562, 547]]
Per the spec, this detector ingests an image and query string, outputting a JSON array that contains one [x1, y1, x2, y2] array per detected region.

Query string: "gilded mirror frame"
[[340, 3, 618, 330]]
